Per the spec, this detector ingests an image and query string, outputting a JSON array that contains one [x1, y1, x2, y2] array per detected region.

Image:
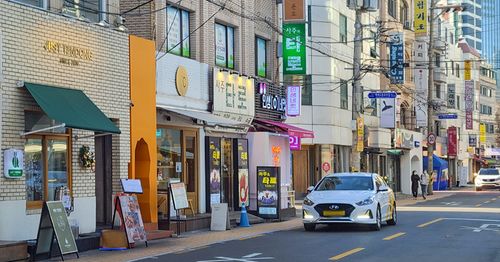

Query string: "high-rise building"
[[459, 0, 483, 53], [482, 0, 500, 68]]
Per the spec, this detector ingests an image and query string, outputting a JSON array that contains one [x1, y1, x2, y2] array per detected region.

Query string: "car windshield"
[[478, 169, 499, 175], [316, 176, 374, 191]]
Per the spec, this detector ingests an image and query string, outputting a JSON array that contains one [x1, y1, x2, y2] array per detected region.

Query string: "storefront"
[[394, 129, 423, 195], [0, 1, 130, 240]]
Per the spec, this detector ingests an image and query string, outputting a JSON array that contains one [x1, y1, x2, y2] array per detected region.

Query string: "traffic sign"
[[427, 133, 436, 145], [368, 92, 397, 99], [438, 113, 458, 119]]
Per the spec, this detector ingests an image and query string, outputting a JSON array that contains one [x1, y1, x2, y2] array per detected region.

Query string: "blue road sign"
[[368, 92, 397, 99], [438, 113, 458, 119]]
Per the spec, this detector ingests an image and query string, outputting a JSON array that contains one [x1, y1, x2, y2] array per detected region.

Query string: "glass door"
[[221, 138, 234, 210], [183, 130, 198, 215]]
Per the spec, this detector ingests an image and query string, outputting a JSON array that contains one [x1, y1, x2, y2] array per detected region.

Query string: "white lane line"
[[444, 218, 500, 222]]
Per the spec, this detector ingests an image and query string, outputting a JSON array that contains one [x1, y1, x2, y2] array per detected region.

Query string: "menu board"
[[118, 195, 147, 244], [170, 182, 189, 210], [207, 137, 221, 205], [236, 139, 249, 208], [256, 166, 280, 219]]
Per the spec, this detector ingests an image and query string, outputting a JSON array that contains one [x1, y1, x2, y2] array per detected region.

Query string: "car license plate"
[[323, 210, 345, 217]]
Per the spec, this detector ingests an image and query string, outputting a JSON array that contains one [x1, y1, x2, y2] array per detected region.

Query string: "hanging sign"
[[258, 82, 286, 112], [4, 149, 23, 178], [289, 135, 301, 150], [283, 23, 306, 75], [448, 127, 458, 157], [465, 80, 474, 129], [380, 97, 396, 128], [356, 117, 364, 152], [283, 0, 305, 22], [464, 60, 472, 80], [414, 0, 428, 34], [389, 32, 404, 84], [256, 166, 280, 219], [287, 85, 301, 116], [480, 124, 486, 143]]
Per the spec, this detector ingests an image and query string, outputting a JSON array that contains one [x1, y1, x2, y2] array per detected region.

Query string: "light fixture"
[[114, 16, 128, 32]]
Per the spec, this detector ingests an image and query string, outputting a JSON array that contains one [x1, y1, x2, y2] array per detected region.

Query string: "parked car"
[[474, 168, 500, 191], [302, 173, 397, 231]]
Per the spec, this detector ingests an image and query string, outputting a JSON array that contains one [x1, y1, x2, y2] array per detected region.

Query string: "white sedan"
[[302, 173, 397, 231]]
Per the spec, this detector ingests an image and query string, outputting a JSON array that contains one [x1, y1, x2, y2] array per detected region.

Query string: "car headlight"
[[303, 197, 314, 206], [475, 179, 482, 185], [356, 196, 374, 206]]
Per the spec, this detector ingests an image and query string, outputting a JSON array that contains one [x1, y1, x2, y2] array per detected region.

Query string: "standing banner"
[[464, 60, 472, 80], [389, 32, 404, 84], [356, 117, 364, 152], [283, 0, 305, 22], [465, 80, 474, 129], [256, 166, 280, 219], [283, 23, 306, 75], [414, 0, 428, 34], [447, 127, 457, 157], [287, 85, 302, 116], [380, 97, 396, 128], [236, 139, 249, 208], [207, 137, 221, 206], [480, 123, 486, 143]]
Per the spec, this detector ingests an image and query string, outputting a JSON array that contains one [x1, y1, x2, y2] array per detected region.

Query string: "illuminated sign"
[[258, 82, 286, 112]]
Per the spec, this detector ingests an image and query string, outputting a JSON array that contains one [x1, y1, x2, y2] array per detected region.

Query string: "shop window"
[[388, 0, 397, 18], [215, 23, 235, 69], [63, 0, 101, 22], [13, 0, 45, 8], [255, 37, 267, 78], [167, 6, 191, 57], [340, 79, 348, 110], [157, 128, 182, 189]]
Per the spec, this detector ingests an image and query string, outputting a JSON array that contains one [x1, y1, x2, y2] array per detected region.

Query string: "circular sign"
[[427, 133, 436, 145], [322, 162, 331, 173], [175, 66, 189, 96]]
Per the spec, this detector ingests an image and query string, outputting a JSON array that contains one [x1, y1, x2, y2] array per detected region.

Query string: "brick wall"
[[0, 1, 130, 201]]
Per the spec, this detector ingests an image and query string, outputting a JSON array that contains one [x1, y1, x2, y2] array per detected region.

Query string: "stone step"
[[0, 241, 28, 262]]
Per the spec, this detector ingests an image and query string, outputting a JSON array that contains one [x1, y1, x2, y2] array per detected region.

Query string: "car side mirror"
[[377, 187, 389, 192], [307, 186, 315, 193]]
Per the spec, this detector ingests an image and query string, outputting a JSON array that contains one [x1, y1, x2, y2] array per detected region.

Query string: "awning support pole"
[[74, 132, 112, 141], [20, 123, 66, 136]]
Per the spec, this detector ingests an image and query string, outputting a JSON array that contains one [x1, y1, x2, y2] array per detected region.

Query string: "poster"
[[256, 37, 267, 77], [118, 195, 147, 244], [208, 137, 221, 205], [283, 23, 306, 75], [236, 139, 249, 208], [256, 166, 280, 219], [166, 6, 181, 55], [287, 85, 301, 116], [4, 149, 23, 178], [380, 97, 396, 128], [215, 23, 227, 67], [414, 0, 427, 34], [465, 80, 474, 129], [447, 127, 457, 157], [389, 32, 404, 84]]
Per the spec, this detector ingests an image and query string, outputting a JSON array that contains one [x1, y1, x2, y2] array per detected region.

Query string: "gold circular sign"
[[175, 66, 189, 96]]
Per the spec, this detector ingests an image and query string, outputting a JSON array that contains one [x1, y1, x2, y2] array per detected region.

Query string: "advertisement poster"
[[237, 139, 249, 208], [465, 80, 474, 129], [256, 166, 280, 219], [283, 23, 306, 75], [414, 0, 427, 34], [4, 149, 23, 178], [256, 38, 267, 77], [208, 137, 221, 205], [166, 6, 181, 55], [215, 23, 227, 68], [447, 127, 457, 157], [380, 97, 396, 128], [118, 195, 147, 244], [389, 32, 404, 84], [287, 85, 301, 116]]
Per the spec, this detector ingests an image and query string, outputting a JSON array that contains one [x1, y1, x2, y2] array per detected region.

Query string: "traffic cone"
[[239, 203, 251, 227]]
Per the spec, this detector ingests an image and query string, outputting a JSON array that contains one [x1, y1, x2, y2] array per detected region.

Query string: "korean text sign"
[[256, 166, 280, 219], [283, 23, 306, 75]]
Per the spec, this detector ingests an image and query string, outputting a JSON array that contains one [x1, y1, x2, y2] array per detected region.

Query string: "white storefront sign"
[[414, 40, 428, 127], [4, 149, 23, 178], [212, 68, 255, 125], [286, 86, 301, 116], [380, 97, 396, 129]]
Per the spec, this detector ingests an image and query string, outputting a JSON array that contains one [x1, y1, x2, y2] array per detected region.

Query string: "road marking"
[[329, 248, 365, 261], [197, 253, 274, 262], [491, 198, 497, 201], [383, 232, 406, 240], [418, 218, 444, 228], [461, 224, 500, 233], [398, 206, 500, 213], [475, 204, 482, 207], [440, 201, 461, 206], [444, 218, 500, 222], [484, 201, 491, 204], [239, 234, 264, 240], [174, 245, 210, 254]]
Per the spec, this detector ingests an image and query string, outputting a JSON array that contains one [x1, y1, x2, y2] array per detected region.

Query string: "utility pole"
[[352, 8, 363, 172], [426, 0, 435, 174]]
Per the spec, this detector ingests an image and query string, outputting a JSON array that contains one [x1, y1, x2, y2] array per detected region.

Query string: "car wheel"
[[304, 223, 316, 232], [387, 203, 397, 226], [371, 206, 382, 231], [476, 187, 482, 191]]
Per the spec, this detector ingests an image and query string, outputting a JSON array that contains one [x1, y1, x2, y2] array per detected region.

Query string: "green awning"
[[24, 83, 121, 134]]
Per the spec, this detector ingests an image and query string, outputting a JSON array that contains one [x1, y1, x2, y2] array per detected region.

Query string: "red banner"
[[448, 127, 457, 157]]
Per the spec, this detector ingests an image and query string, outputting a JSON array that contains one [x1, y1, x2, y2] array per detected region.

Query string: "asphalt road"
[[137, 191, 500, 262]]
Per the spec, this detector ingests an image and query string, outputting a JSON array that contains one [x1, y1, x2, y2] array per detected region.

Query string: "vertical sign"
[[464, 60, 471, 80], [287, 85, 301, 116], [447, 84, 456, 108], [356, 117, 364, 152], [283, 0, 305, 22], [289, 135, 301, 150], [469, 135, 477, 147], [380, 97, 396, 128], [256, 166, 280, 219], [480, 123, 486, 143], [465, 80, 474, 130], [283, 23, 306, 75], [236, 139, 249, 208], [414, 0, 428, 34], [389, 33, 404, 84], [208, 137, 221, 205], [414, 41, 428, 127], [448, 127, 457, 157]]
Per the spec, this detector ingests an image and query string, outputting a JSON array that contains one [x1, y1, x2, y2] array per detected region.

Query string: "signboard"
[[368, 92, 397, 99], [170, 182, 189, 210], [36, 201, 78, 259], [207, 137, 221, 206], [438, 113, 458, 120], [395, 129, 414, 149], [210, 203, 229, 231], [236, 139, 249, 208], [215, 23, 227, 68], [427, 133, 436, 145], [322, 162, 331, 173], [356, 117, 364, 152], [283, 23, 306, 75], [414, 41, 428, 127], [389, 32, 404, 84], [414, 0, 428, 34], [485, 148, 500, 156], [464, 60, 472, 80], [213, 68, 255, 125], [447, 84, 455, 108], [258, 82, 286, 113], [287, 85, 301, 116], [448, 127, 458, 157], [283, 0, 305, 22], [380, 97, 396, 128], [289, 135, 301, 150], [469, 135, 477, 147], [120, 179, 143, 194], [118, 195, 147, 244], [256, 166, 280, 219], [465, 80, 474, 129], [480, 123, 486, 143], [4, 149, 23, 178]]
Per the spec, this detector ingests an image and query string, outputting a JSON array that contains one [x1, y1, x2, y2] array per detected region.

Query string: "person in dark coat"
[[411, 171, 420, 199]]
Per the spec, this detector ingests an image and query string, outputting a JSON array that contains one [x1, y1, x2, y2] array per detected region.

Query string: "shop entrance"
[[95, 134, 112, 225], [292, 146, 311, 199], [221, 138, 235, 210], [183, 131, 198, 214]]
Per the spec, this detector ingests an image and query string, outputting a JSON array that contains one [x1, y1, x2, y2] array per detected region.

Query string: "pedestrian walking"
[[411, 171, 420, 199], [420, 170, 429, 200]]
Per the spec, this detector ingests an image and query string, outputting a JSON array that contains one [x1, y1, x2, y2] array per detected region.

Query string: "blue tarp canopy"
[[423, 155, 449, 190]]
